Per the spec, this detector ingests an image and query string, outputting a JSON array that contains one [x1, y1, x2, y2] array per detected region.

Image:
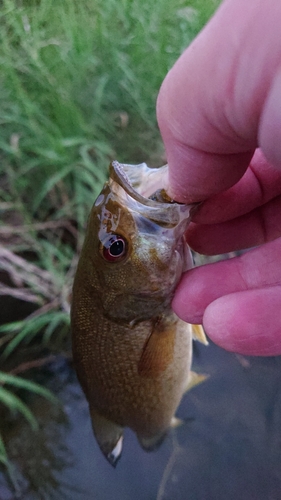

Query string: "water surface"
[[1, 341, 281, 500]]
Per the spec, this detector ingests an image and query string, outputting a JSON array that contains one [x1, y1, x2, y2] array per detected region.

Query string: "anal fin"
[[90, 408, 123, 467]]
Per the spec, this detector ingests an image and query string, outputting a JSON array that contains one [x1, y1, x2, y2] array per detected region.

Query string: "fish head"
[[80, 161, 197, 323]]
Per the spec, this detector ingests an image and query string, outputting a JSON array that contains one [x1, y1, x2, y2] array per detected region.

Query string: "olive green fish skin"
[[71, 161, 198, 464], [72, 283, 192, 437]]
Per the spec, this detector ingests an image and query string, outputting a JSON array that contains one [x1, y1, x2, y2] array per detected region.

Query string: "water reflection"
[[1, 343, 281, 499]]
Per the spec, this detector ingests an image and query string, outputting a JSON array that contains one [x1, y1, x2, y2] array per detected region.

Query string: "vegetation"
[[0, 0, 220, 479]]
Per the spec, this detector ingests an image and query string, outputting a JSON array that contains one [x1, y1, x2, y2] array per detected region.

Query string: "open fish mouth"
[[108, 160, 196, 228], [111, 160, 169, 199]]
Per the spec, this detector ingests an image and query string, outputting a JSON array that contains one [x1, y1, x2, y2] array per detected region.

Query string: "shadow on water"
[[1, 341, 281, 500]]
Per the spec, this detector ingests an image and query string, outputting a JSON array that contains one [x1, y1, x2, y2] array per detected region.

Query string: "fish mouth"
[[110, 161, 169, 200], [108, 161, 196, 228]]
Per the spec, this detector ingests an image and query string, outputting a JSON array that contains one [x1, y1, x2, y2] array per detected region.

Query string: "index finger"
[[157, 0, 281, 202]]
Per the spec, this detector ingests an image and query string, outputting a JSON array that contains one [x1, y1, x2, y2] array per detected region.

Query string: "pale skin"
[[157, 0, 281, 356]]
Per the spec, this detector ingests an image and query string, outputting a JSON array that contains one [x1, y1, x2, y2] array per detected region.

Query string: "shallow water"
[[1, 341, 281, 500]]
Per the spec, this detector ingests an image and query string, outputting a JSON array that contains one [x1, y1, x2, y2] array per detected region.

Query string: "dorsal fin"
[[191, 324, 208, 345], [138, 316, 176, 378]]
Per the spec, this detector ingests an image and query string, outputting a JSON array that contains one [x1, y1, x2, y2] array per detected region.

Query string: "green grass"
[[0, 371, 58, 485], [0, 0, 221, 482], [0, 0, 220, 219]]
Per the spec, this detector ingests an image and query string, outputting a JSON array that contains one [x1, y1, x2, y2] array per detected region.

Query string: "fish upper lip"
[[108, 161, 194, 228], [110, 161, 170, 208]]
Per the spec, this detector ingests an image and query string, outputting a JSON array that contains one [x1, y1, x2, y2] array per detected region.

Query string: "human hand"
[[157, 0, 281, 356]]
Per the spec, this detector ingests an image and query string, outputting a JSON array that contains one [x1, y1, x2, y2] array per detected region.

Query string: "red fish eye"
[[102, 235, 127, 262]]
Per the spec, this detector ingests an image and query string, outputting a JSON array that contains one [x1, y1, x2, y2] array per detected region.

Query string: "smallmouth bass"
[[71, 161, 207, 466]]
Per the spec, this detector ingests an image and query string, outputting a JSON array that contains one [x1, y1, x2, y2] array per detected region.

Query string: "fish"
[[71, 160, 208, 466]]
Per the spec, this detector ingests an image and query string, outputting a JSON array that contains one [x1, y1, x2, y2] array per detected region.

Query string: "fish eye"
[[101, 235, 128, 262]]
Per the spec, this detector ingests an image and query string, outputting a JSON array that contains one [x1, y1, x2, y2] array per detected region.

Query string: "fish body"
[[71, 161, 207, 465]]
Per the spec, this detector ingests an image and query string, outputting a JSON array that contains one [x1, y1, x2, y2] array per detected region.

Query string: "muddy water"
[[1, 342, 281, 500]]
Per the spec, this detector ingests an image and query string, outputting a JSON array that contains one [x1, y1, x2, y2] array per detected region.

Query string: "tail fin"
[[137, 430, 167, 452]]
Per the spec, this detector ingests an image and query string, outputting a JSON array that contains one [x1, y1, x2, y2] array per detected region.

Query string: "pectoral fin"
[[191, 324, 208, 345], [90, 408, 123, 467], [138, 317, 176, 377]]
